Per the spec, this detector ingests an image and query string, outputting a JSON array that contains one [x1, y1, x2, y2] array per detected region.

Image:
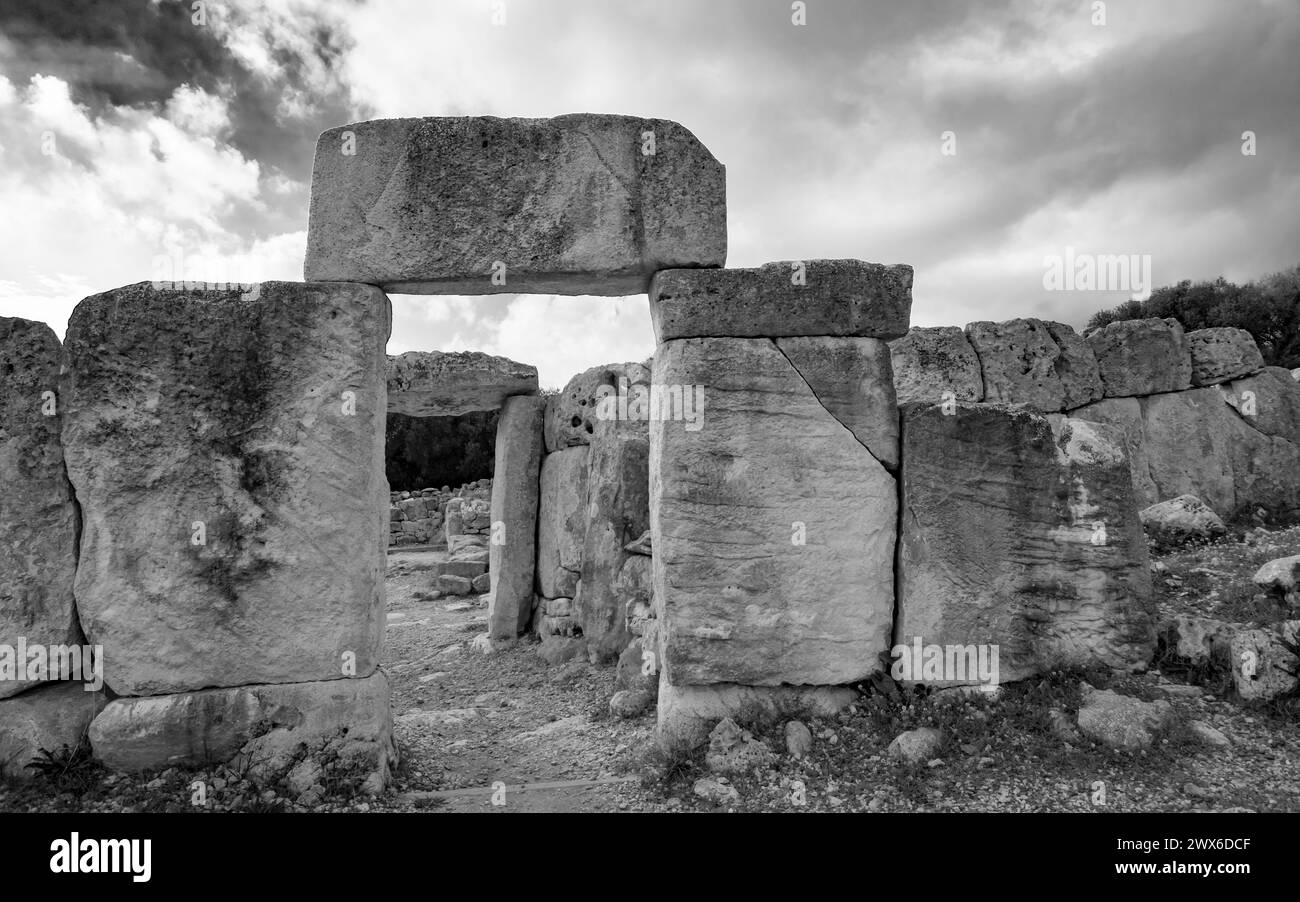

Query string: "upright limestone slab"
[[651, 337, 897, 686], [305, 115, 727, 295], [488, 396, 545, 639], [0, 318, 81, 699], [61, 282, 390, 696], [897, 404, 1155, 683], [535, 447, 590, 598], [650, 260, 912, 342]]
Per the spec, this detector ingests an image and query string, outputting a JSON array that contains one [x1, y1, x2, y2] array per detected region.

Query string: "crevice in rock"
[[769, 339, 892, 473]]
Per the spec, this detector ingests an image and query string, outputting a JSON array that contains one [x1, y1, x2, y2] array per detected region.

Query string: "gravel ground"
[[3, 530, 1296, 814]]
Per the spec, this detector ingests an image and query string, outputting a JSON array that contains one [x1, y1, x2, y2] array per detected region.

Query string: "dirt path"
[[378, 549, 658, 812]]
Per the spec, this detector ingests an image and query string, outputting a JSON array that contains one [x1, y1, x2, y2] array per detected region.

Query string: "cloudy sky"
[[1, 0, 1296, 388]]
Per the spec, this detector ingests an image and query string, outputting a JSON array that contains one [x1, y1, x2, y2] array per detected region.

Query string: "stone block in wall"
[[1219, 367, 1300, 443], [0, 683, 107, 779], [896, 404, 1156, 684], [649, 260, 912, 342], [0, 318, 82, 700], [89, 670, 394, 791], [575, 418, 650, 662], [543, 361, 651, 453], [61, 281, 389, 696], [387, 350, 537, 417], [964, 319, 1102, 413], [1066, 396, 1158, 507], [1187, 327, 1265, 386], [651, 336, 896, 686], [487, 396, 545, 639], [536, 446, 590, 597], [888, 326, 984, 407], [1086, 317, 1192, 398], [305, 115, 726, 295]]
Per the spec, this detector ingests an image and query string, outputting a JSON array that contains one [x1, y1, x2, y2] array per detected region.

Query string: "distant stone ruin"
[[3, 113, 1299, 787]]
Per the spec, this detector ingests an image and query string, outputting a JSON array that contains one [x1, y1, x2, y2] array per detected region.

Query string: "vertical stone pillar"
[[488, 395, 545, 639]]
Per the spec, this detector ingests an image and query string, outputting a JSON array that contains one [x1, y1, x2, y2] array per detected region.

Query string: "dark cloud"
[[0, 0, 368, 225]]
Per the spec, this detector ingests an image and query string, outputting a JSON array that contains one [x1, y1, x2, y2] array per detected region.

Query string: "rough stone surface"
[[784, 720, 813, 758], [965, 319, 1101, 413], [61, 282, 389, 696], [1076, 686, 1175, 750], [0, 682, 106, 779], [897, 405, 1155, 683], [543, 361, 650, 453], [1044, 321, 1105, 410], [888, 326, 983, 406], [1187, 327, 1265, 386], [693, 777, 739, 806], [88, 670, 395, 787], [386, 351, 537, 417], [535, 447, 590, 598], [887, 727, 943, 764], [487, 396, 545, 639], [1252, 554, 1300, 607], [536, 635, 587, 666], [0, 318, 81, 699], [649, 260, 912, 342], [1139, 495, 1227, 548], [1219, 367, 1300, 443], [774, 336, 899, 469], [652, 337, 896, 686], [305, 115, 727, 295], [655, 678, 856, 752], [608, 689, 655, 719], [1157, 615, 1234, 669], [576, 418, 649, 662], [1086, 318, 1192, 398], [1229, 628, 1299, 701], [705, 717, 775, 775]]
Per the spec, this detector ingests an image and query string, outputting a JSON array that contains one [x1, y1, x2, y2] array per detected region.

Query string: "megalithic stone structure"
[[648, 260, 911, 748], [305, 114, 727, 295]]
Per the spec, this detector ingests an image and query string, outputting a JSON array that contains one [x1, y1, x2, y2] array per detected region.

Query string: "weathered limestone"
[[652, 336, 896, 686], [896, 404, 1155, 683], [965, 319, 1101, 413], [305, 115, 727, 295], [89, 670, 394, 789], [487, 395, 545, 639], [1139, 495, 1227, 548], [544, 361, 651, 453], [61, 281, 390, 696], [1187, 327, 1265, 386], [387, 351, 537, 417], [1219, 367, 1300, 443], [0, 318, 81, 699], [656, 677, 856, 752], [0, 683, 106, 779], [649, 260, 912, 342], [1064, 397, 1158, 505], [888, 326, 984, 406], [775, 336, 899, 469], [576, 418, 650, 662], [535, 447, 590, 598], [1086, 317, 1192, 398]]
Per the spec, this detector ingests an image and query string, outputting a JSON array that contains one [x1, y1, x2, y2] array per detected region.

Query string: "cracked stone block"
[[649, 260, 912, 341], [61, 281, 390, 696], [651, 336, 896, 686], [964, 318, 1102, 413], [387, 351, 537, 417], [305, 115, 727, 295], [1086, 318, 1192, 398], [0, 318, 81, 700]]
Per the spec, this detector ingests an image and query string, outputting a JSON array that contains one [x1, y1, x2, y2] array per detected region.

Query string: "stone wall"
[[388, 479, 492, 547], [890, 320, 1300, 522]]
